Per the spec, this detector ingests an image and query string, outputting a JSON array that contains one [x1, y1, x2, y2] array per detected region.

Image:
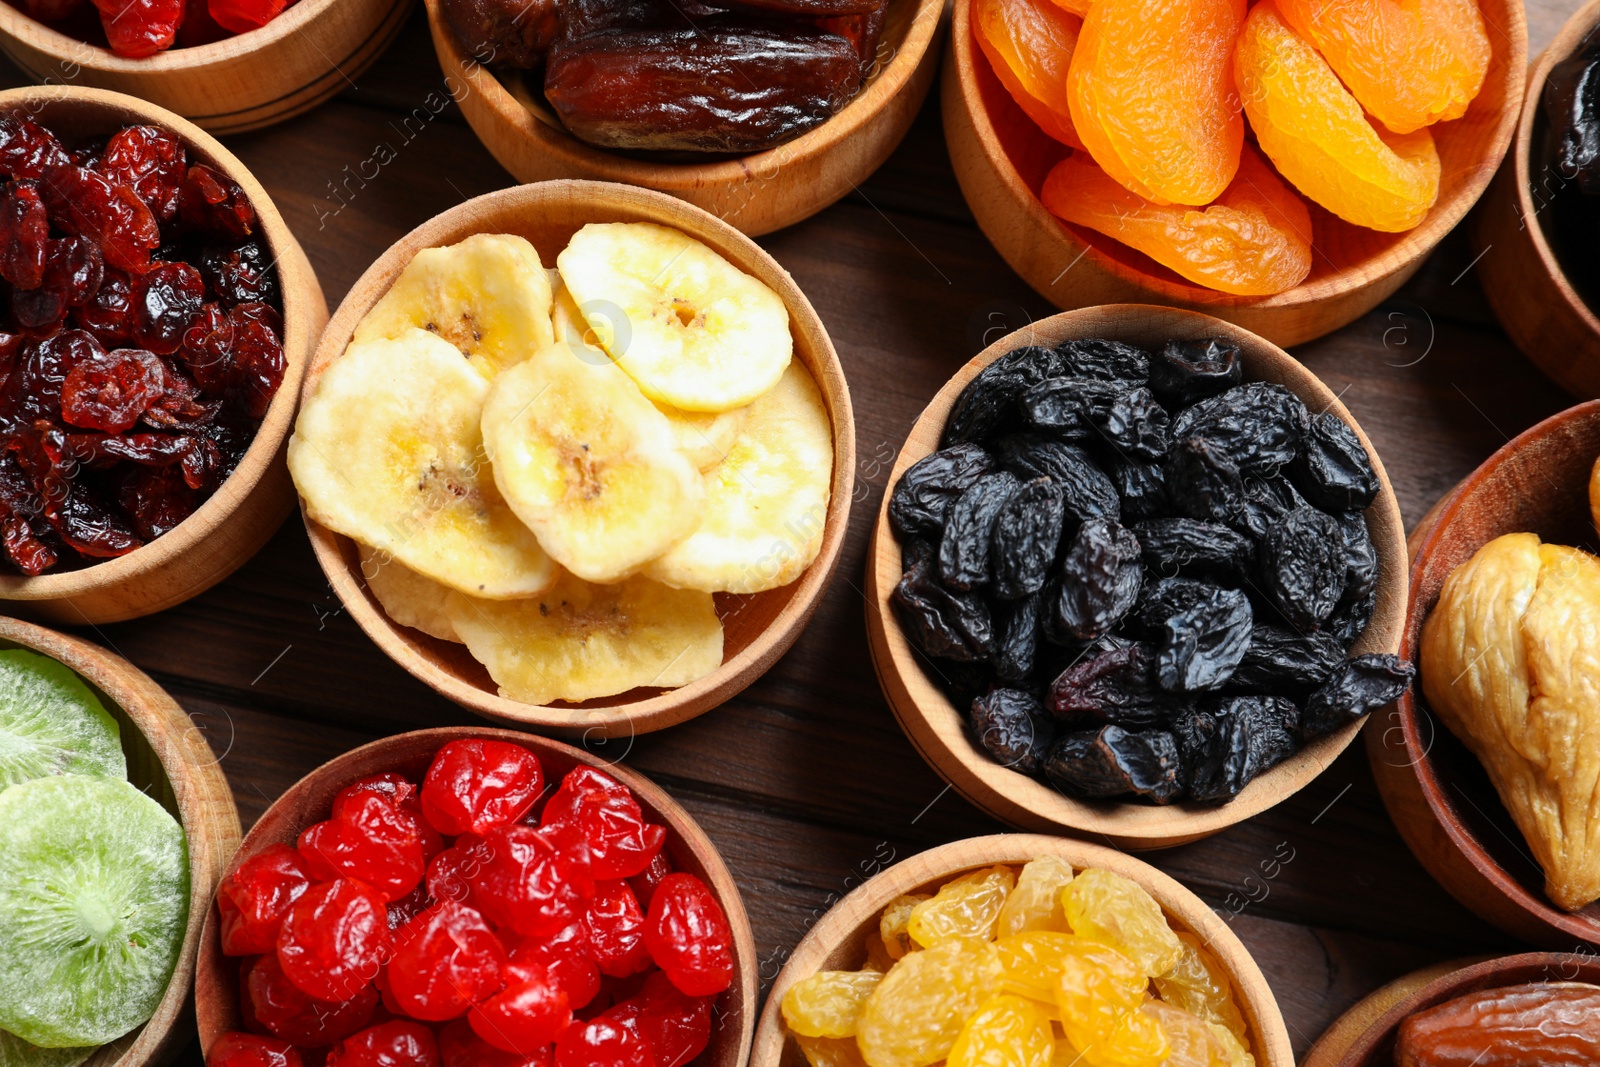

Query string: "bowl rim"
[[0, 84, 321, 603], [945, 0, 1528, 310], [750, 832, 1296, 1067], [866, 303, 1408, 847], [297, 177, 856, 735]]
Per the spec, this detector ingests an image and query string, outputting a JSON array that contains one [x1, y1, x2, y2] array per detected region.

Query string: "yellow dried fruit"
[[783, 970, 884, 1038], [856, 938, 1005, 1067], [948, 994, 1055, 1067], [1061, 868, 1184, 977], [1053, 940, 1168, 1067], [1153, 934, 1247, 1040], [797, 1034, 872, 1067], [1208, 1022, 1256, 1067], [1141, 1001, 1230, 1067], [909, 866, 1017, 947], [880, 894, 931, 960], [997, 931, 1081, 1006], [998, 855, 1075, 938]]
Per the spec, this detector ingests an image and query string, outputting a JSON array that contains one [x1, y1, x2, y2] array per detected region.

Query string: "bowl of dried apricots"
[[945, 0, 1526, 347]]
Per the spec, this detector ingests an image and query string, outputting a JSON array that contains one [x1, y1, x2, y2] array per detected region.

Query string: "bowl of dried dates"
[[866, 303, 1409, 850], [194, 727, 756, 1067], [752, 832, 1295, 1067], [0, 0, 409, 134], [420, 0, 943, 236], [942, 0, 1525, 347], [0, 86, 327, 625], [1373, 399, 1600, 949]]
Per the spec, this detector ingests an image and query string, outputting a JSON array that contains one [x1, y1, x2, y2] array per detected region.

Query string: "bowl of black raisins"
[[866, 303, 1410, 849]]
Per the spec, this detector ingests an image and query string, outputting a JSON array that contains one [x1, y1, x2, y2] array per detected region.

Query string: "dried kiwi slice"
[[0, 1030, 93, 1067], [0, 650, 125, 790], [0, 775, 188, 1048]]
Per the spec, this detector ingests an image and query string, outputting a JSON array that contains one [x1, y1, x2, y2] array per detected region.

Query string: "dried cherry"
[[326, 1020, 442, 1067], [0, 179, 48, 289], [96, 124, 187, 222], [176, 164, 257, 241]]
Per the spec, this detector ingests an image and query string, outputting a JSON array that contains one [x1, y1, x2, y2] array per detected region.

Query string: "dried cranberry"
[[0, 180, 48, 289], [297, 793, 425, 902], [276, 878, 392, 1003], [0, 112, 69, 180], [176, 163, 256, 241], [421, 739, 544, 837], [0, 330, 97, 424], [247, 952, 378, 1047], [39, 163, 159, 271], [227, 300, 284, 418], [61, 346, 165, 433], [97, 124, 187, 222], [336, 772, 445, 862], [509, 922, 602, 1011], [642, 874, 732, 997], [117, 463, 199, 540], [542, 767, 665, 881], [626, 852, 672, 913], [93, 0, 184, 56], [386, 901, 507, 1021], [131, 261, 205, 354], [206, 1031, 304, 1067], [75, 268, 135, 347], [218, 844, 315, 957], [553, 1018, 654, 1067], [473, 823, 593, 939], [471, 959, 573, 1055], [603, 973, 711, 1067], [51, 235, 105, 308], [584, 881, 650, 978], [440, 1018, 553, 1067], [199, 239, 279, 306], [326, 1020, 442, 1067], [0, 510, 56, 575], [178, 301, 235, 392]]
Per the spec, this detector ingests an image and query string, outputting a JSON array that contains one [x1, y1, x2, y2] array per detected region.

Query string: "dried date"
[[1300, 653, 1413, 738], [990, 477, 1065, 600], [1042, 725, 1182, 804], [1146, 338, 1241, 407], [939, 471, 1020, 591], [970, 689, 1053, 774], [1053, 518, 1142, 640], [1257, 507, 1347, 631], [1395, 981, 1600, 1067], [888, 443, 995, 537], [1156, 586, 1253, 692], [1289, 412, 1379, 512], [442, 0, 561, 66]]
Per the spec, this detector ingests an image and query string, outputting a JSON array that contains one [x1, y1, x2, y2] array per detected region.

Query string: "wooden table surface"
[[2, 2, 1588, 1061]]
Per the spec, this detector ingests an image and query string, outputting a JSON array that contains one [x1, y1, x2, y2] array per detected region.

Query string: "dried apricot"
[[856, 938, 1004, 1067], [1235, 0, 1440, 232], [997, 855, 1074, 938], [782, 970, 883, 1038], [948, 994, 1054, 1067], [1040, 146, 1312, 296], [908, 865, 1016, 947], [972, 0, 1084, 149], [1046, 0, 1088, 14], [1152, 934, 1246, 1040], [1061, 869, 1184, 978], [879, 894, 930, 960], [1276, 0, 1490, 134]]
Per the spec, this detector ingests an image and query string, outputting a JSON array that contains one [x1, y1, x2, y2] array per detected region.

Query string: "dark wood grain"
[[0, 2, 1587, 1061]]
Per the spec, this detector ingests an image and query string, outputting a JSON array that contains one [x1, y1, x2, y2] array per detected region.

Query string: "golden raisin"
[[1061, 869, 1184, 979], [856, 938, 1005, 1067], [1053, 940, 1168, 1067], [948, 994, 1055, 1067], [880, 894, 931, 960], [1141, 1002, 1231, 1067], [1153, 934, 1247, 1041], [783, 970, 884, 1038], [797, 1034, 873, 1067], [996, 931, 1080, 1006], [972, 0, 1084, 149], [908, 866, 1016, 947], [997, 855, 1075, 938]]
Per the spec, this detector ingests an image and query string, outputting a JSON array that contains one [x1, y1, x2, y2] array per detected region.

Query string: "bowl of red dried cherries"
[[195, 728, 758, 1067], [0, 86, 327, 624]]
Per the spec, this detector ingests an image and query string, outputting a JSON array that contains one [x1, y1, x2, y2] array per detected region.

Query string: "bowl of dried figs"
[[1372, 400, 1600, 949], [421, 0, 943, 235], [866, 303, 1409, 850]]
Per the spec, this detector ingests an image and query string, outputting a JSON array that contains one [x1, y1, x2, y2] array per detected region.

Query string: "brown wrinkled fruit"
[[1421, 532, 1600, 912], [1394, 982, 1600, 1067]]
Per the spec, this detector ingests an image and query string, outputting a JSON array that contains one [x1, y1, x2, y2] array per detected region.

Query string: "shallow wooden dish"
[[1301, 953, 1600, 1067], [0, 87, 327, 624], [1475, 0, 1600, 397], [943, 0, 1525, 348], [0, 615, 241, 1067], [865, 304, 1407, 850], [1369, 400, 1600, 948], [421, 0, 943, 236], [194, 726, 757, 1067], [0, 0, 409, 134], [752, 834, 1294, 1067], [300, 179, 854, 737]]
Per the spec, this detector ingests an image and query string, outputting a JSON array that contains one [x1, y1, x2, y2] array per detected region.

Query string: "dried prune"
[[1327, 588, 1376, 646], [175, 164, 256, 242], [39, 163, 160, 272], [892, 553, 994, 662], [1047, 641, 1174, 727], [1156, 586, 1252, 692], [198, 239, 278, 307], [60, 347, 165, 433], [1300, 653, 1413, 738], [131, 261, 205, 355], [1230, 472, 1306, 542], [1547, 39, 1600, 192], [1146, 338, 1241, 406], [1171, 383, 1309, 473], [1019, 376, 1122, 438], [1130, 577, 1218, 637], [1337, 510, 1379, 605], [1173, 696, 1297, 802], [1256, 507, 1347, 631], [1092, 386, 1169, 459], [1132, 518, 1251, 581], [1165, 435, 1247, 526], [441, 0, 561, 67], [1055, 338, 1149, 384], [0, 179, 48, 289], [970, 689, 1053, 773], [0, 113, 70, 180], [1228, 624, 1344, 694], [96, 124, 186, 223], [995, 435, 1119, 522], [990, 477, 1065, 600], [939, 471, 1019, 591], [1100, 453, 1166, 522], [994, 593, 1041, 683], [942, 345, 1065, 446], [1042, 725, 1182, 803], [889, 443, 995, 537], [901, 535, 936, 574], [1289, 412, 1379, 512], [1053, 518, 1142, 640]]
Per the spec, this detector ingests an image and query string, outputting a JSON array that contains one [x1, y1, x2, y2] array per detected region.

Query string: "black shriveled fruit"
[[1300, 653, 1414, 738], [1019, 377, 1123, 439], [1173, 696, 1298, 802], [1132, 518, 1252, 581], [939, 471, 1020, 591], [901, 536, 936, 574], [1130, 577, 1221, 638], [1156, 586, 1253, 692], [1101, 453, 1166, 522], [891, 553, 994, 662], [970, 689, 1054, 773], [1047, 641, 1175, 727], [1257, 507, 1348, 631], [1290, 412, 1380, 512], [1229, 624, 1345, 693], [889, 443, 995, 537], [1165, 435, 1247, 527], [1229, 474, 1307, 542], [1327, 589, 1377, 646], [1092, 386, 1170, 460], [1055, 338, 1150, 384], [995, 435, 1120, 522], [1054, 518, 1142, 640], [1147, 338, 1241, 406], [1171, 383, 1310, 473], [942, 345, 1067, 446], [990, 477, 1065, 600], [994, 594, 1042, 683], [1043, 725, 1182, 803], [1336, 510, 1379, 605]]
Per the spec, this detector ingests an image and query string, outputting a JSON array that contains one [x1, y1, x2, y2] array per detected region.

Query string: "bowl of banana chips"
[[288, 180, 855, 736]]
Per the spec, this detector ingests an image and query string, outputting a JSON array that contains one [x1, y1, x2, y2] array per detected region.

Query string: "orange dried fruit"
[[1235, 0, 1441, 232], [1276, 0, 1490, 135], [1047, 0, 1089, 14], [973, 0, 1085, 149], [1039, 146, 1312, 296], [1067, 0, 1246, 206]]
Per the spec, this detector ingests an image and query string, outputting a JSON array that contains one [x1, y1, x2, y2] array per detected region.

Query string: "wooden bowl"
[[194, 726, 758, 1067], [1301, 953, 1600, 1067], [0, 0, 409, 134], [865, 304, 1408, 850], [0, 614, 241, 1067], [420, 0, 944, 237], [300, 179, 854, 738], [751, 833, 1295, 1067], [943, 0, 1526, 348], [1474, 0, 1600, 398], [0, 86, 327, 625], [1369, 400, 1600, 948]]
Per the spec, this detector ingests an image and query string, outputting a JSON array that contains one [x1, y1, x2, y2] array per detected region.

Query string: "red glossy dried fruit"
[[94, 0, 184, 56], [627, 851, 672, 913], [473, 824, 594, 938], [276, 878, 393, 1003], [643, 874, 733, 997], [421, 740, 544, 837], [385, 881, 434, 931], [337, 772, 445, 862], [426, 833, 493, 910], [13, 236, 103, 334], [553, 1018, 655, 1067], [199, 239, 279, 307], [206, 1031, 304, 1067], [179, 0, 230, 45], [131, 261, 206, 355], [176, 163, 257, 241], [39, 163, 160, 272], [218, 844, 316, 957], [60, 346, 166, 433], [470, 959, 573, 1054], [210, 0, 290, 33], [0, 112, 70, 179], [387, 901, 508, 1021], [440, 1018, 554, 1067], [74, 268, 135, 347], [227, 300, 285, 418], [542, 767, 665, 881], [116, 463, 199, 539], [247, 951, 379, 1047], [585, 881, 651, 978], [298, 792, 425, 902], [509, 922, 602, 1011], [97, 124, 187, 221], [0, 179, 48, 289], [327, 1020, 443, 1067], [604, 972, 712, 1067]]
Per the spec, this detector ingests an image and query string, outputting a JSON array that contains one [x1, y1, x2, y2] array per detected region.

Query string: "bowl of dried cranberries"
[[194, 727, 757, 1067], [866, 303, 1409, 850], [0, 86, 327, 624]]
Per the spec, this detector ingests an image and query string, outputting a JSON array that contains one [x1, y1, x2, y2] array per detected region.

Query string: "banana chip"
[[358, 545, 462, 643]]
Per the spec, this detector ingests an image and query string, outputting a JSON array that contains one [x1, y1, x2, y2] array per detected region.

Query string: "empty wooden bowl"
[[0, 614, 241, 1067], [0, 0, 409, 134], [299, 179, 854, 738], [0, 86, 327, 624], [420, 0, 943, 236], [194, 726, 757, 1067], [943, 0, 1526, 348], [1475, 0, 1600, 398], [865, 304, 1408, 850], [752, 833, 1294, 1067], [1369, 400, 1600, 948], [1301, 953, 1600, 1067]]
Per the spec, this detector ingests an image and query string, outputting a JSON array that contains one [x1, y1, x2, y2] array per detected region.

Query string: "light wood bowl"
[[0, 615, 241, 1067], [420, 0, 944, 236], [1369, 400, 1600, 948], [300, 179, 855, 738], [194, 726, 757, 1067], [751, 834, 1294, 1067], [0, 0, 409, 134], [943, 0, 1526, 348], [865, 304, 1408, 850], [1475, 0, 1600, 398], [0, 87, 327, 625], [1301, 953, 1600, 1067]]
